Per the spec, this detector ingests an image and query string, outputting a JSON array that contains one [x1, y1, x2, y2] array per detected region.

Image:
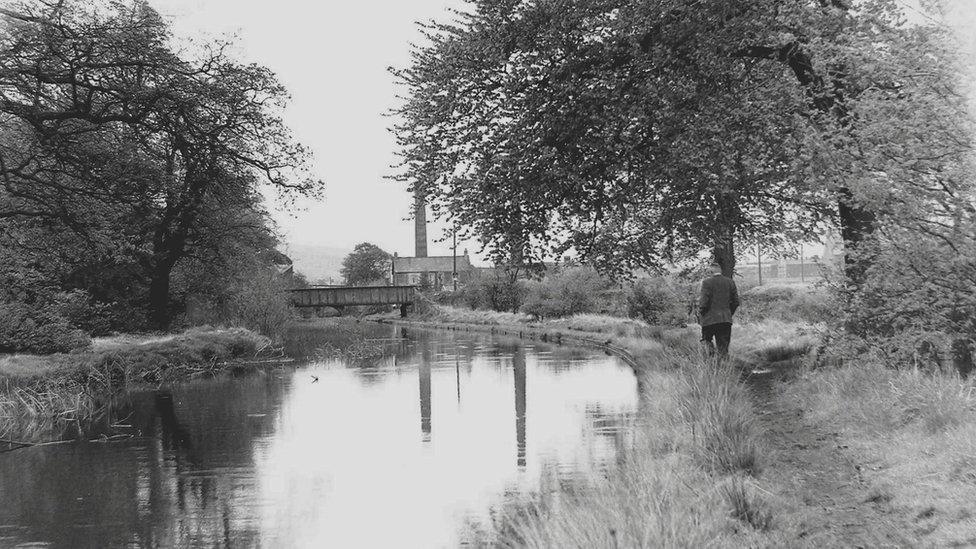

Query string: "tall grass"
[[676, 357, 763, 475], [780, 360, 976, 546], [483, 353, 771, 547], [0, 327, 269, 442], [787, 360, 976, 436]]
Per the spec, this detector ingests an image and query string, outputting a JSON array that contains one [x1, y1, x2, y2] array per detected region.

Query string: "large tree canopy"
[[0, 0, 321, 328], [392, 0, 970, 278]]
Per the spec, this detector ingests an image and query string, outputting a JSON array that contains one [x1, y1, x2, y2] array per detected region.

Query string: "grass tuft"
[[721, 476, 775, 531], [675, 356, 764, 476]]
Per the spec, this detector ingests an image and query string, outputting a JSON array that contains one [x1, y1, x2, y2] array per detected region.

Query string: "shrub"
[[49, 289, 121, 336], [521, 266, 609, 319], [462, 274, 526, 312], [625, 277, 690, 325], [737, 283, 834, 324], [0, 301, 91, 354], [227, 269, 295, 339]]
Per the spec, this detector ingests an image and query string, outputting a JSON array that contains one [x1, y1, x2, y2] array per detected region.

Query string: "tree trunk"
[[734, 41, 878, 284], [148, 260, 173, 331], [952, 338, 974, 378], [713, 237, 735, 278], [837, 188, 876, 286]]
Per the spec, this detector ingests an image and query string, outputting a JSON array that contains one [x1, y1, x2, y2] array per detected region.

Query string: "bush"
[[0, 301, 91, 354], [737, 284, 834, 324], [227, 269, 295, 339], [49, 289, 122, 336], [461, 274, 526, 312], [521, 266, 610, 320], [625, 277, 690, 325]]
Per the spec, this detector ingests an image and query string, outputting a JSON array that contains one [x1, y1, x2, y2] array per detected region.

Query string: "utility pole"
[[757, 244, 763, 286], [799, 243, 805, 283], [452, 228, 458, 292]]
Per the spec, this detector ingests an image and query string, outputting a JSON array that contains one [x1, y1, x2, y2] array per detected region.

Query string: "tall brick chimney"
[[414, 194, 428, 258]]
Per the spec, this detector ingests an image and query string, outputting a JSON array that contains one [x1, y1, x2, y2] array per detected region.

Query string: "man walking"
[[698, 261, 740, 360]]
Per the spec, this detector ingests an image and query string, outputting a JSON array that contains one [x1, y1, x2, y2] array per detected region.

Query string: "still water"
[[0, 324, 639, 548]]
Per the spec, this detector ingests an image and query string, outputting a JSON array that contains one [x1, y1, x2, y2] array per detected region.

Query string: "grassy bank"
[[487, 355, 784, 547], [399, 304, 816, 370], [779, 361, 976, 546], [402, 301, 976, 545], [386, 303, 814, 545], [0, 327, 272, 442]]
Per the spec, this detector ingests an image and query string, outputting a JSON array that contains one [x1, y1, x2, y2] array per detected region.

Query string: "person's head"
[[707, 262, 722, 276]]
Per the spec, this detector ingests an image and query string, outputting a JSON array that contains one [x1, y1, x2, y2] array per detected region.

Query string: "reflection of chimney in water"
[[514, 348, 527, 467], [419, 360, 432, 442]]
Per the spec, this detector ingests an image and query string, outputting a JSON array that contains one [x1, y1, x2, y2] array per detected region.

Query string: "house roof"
[[393, 255, 473, 273]]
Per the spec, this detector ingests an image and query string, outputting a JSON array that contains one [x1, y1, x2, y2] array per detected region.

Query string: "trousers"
[[701, 322, 732, 358]]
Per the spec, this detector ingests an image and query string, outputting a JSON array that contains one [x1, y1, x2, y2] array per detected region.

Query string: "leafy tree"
[[0, 0, 320, 329], [341, 243, 392, 286], [392, 0, 961, 281]]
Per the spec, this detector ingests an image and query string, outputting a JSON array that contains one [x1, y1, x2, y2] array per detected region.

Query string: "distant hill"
[[283, 243, 349, 284]]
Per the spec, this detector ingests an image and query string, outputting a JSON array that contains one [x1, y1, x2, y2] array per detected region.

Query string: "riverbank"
[[379, 305, 816, 374], [382, 305, 976, 546], [0, 327, 277, 444], [378, 306, 813, 545]]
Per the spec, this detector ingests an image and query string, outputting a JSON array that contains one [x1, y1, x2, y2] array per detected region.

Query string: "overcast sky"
[[147, 0, 976, 263]]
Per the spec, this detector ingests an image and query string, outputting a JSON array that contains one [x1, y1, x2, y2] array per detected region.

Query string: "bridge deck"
[[288, 285, 417, 308]]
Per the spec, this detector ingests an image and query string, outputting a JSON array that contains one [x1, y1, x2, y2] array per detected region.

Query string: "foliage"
[[340, 243, 391, 286], [828, 220, 976, 373], [226, 269, 295, 339], [459, 272, 527, 313], [736, 284, 835, 325], [0, 255, 93, 353], [0, 301, 90, 354], [391, 0, 956, 277], [625, 277, 691, 326], [0, 0, 320, 329], [521, 266, 611, 320]]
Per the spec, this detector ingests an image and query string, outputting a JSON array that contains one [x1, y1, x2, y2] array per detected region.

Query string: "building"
[[392, 194, 476, 290], [392, 253, 474, 290]]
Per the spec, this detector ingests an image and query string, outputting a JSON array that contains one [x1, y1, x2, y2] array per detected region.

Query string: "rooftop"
[[393, 255, 473, 273]]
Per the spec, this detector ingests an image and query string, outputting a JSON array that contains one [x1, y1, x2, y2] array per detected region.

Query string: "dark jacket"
[[698, 274, 740, 326]]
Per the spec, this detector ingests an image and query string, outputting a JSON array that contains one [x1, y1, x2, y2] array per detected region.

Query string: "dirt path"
[[747, 372, 920, 548]]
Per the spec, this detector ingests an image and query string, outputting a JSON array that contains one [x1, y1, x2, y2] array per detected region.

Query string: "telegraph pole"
[[452, 228, 458, 292], [799, 243, 805, 283], [757, 244, 763, 286]]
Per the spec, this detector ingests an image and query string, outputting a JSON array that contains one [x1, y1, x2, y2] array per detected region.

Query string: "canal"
[[0, 323, 640, 548]]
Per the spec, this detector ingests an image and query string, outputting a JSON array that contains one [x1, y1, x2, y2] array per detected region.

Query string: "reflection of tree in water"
[[583, 403, 638, 467], [0, 371, 289, 548], [283, 320, 400, 358], [458, 458, 595, 547]]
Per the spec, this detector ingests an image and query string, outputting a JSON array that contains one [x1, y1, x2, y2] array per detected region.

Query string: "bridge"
[[287, 285, 418, 316]]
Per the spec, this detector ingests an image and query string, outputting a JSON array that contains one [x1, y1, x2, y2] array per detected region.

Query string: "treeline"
[[394, 0, 976, 372], [0, 1, 318, 352], [440, 264, 831, 327]]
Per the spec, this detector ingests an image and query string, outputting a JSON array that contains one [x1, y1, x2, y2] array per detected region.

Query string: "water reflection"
[[420, 355, 432, 442], [0, 325, 638, 548], [514, 347, 527, 467]]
